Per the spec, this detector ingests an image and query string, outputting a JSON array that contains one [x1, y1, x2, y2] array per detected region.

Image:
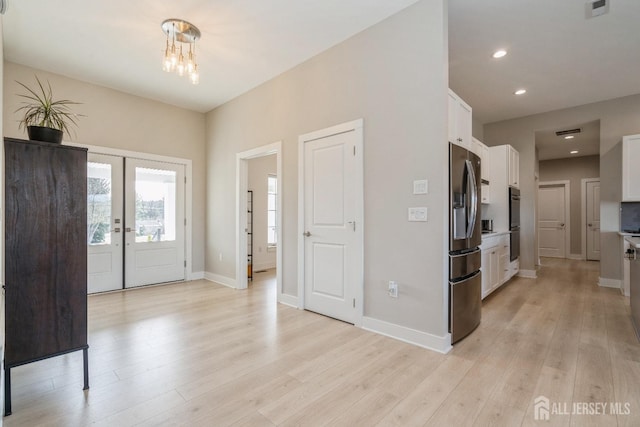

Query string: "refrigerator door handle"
[[465, 159, 478, 239]]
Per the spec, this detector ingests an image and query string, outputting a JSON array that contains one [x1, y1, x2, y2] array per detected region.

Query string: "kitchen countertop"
[[619, 232, 640, 237], [625, 236, 640, 248]]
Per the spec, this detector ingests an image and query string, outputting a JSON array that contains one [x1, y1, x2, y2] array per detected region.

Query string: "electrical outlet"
[[388, 281, 398, 298]]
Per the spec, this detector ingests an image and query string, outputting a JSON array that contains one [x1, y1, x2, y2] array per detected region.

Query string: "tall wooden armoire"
[[3, 137, 89, 415]]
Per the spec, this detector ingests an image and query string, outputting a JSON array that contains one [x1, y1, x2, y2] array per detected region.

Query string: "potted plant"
[[15, 75, 83, 144]]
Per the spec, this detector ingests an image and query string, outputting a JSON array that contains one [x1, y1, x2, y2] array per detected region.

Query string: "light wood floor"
[[5, 260, 640, 426]]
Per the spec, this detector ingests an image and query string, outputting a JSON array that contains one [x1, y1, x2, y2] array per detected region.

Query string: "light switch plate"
[[408, 207, 428, 222], [413, 180, 428, 195]]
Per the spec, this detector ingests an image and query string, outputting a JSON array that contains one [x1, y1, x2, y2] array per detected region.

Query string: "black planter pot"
[[27, 126, 63, 144]]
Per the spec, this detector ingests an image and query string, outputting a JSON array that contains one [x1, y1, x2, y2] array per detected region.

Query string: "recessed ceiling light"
[[492, 49, 507, 59], [570, 150, 579, 154], [564, 135, 575, 140], [514, 89, 527, 95]]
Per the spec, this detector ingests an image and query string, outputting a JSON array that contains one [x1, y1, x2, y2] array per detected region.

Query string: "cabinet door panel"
[[4, 139, 88, 365]]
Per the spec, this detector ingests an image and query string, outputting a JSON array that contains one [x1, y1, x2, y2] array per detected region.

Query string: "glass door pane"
[[88, 162, 112, 245], [134, 167, 177, 243]]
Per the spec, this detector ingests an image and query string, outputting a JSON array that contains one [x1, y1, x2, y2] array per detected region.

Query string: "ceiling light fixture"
[[564, 135, 575, 140], [514, 89, 527, 95], [161, 19, 201, 85], [570, 150, 579, 154], [492, 49, 507, 59]]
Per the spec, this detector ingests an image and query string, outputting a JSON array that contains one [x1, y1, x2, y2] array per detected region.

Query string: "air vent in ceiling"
[[556, 128, 582, 137], [586, 0, 609, 19]]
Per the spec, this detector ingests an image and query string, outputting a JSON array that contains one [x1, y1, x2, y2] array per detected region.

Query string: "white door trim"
[[65, 142, 195, 281], [297, 119, 364, 327], [539, 180, 571, 259], [581, 177, 600, 260], [236, 142, 283, 300]]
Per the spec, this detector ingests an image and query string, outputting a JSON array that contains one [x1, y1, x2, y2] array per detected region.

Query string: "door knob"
[[588, 223, 592, 227], [303, 231, 311, 237]]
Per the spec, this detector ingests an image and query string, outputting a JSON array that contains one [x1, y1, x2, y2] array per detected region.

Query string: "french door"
[[87, 154, 186, 293]]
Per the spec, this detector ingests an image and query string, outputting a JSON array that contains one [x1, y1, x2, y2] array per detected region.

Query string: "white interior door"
[[302, 125, 363, 324], [88, 154, 124, 293], [538, 185, 567, 258], [124, 158, 186, 287], [586, 180, 601, 261]]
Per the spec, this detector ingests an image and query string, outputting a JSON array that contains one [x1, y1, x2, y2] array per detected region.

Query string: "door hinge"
[[184, 260, 187, 267], [184, 176, 187, 184], [184, 218, 187, 226], [353, 298, 355, 308], [353, 146, 356, 156]]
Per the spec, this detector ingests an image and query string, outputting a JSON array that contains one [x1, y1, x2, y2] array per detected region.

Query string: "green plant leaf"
[[14, 75, 84, 138]]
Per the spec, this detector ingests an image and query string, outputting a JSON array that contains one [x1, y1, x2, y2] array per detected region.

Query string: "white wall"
[[247, 155, 277, 271], [206, 0, 450, 346], [3, 62, 207, 275], [484, 94, 640, 280]]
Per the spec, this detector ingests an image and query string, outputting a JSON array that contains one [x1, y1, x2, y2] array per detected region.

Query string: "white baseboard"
[[189, 271, 205, 280], [278, 293, 299, 308], [361, 317, 452, 354], [599, 277, 622, 289], [568, 253, 584, 260], [204, 272, 237, 289], [518, 269, 537, 279]]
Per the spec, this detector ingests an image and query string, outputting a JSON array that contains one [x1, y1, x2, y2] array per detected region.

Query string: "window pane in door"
[[87, 162, 112, 245], [135, 167, 176, 242]]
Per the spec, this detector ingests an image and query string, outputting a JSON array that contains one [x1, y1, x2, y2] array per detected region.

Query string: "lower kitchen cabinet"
[[481, 233, 512, 299]]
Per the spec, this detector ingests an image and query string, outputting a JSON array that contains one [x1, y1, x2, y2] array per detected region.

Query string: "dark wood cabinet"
[[4, 137, 89, 415]]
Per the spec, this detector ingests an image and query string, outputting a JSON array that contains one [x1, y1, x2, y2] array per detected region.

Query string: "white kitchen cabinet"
[[622, 134, 640, 201], [481, 232, 513, 299], [508, 145, 519, 189], [473, 137, 491, 204], [448, 89, 472, 150], [499, 235, 510, 283], [481, 143, 490, 182], [484, 144, 519, 232], [481, 238, 500, 299]]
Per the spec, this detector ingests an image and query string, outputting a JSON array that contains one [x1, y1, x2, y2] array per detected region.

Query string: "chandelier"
[[161, 19, 201, 85]]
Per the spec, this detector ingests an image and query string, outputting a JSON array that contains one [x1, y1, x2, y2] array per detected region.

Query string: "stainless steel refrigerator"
[[449, 143, 482, 344]]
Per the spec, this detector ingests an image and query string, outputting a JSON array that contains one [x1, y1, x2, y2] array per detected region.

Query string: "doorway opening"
[[236, 142, 283, 304]]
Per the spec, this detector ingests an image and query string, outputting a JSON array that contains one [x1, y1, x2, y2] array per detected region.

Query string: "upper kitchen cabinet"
[[472, 137, 491, 204], [448, 89, 472, 150], [623, 134, 640, 201], [507, 145, 520, 189]]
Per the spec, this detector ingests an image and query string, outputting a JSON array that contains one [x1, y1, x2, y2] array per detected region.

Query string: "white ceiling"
[[4, 1, 639, 160], [535, 120, 600, 161], [2, 0, 420, 113], [449, 0, 640, 160]]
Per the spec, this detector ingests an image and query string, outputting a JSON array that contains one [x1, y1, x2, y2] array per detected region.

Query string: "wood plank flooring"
[[5, 259, 640, 426]]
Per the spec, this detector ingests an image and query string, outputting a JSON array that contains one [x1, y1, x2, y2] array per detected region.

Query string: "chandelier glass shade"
[[161, 19, 201, 85]]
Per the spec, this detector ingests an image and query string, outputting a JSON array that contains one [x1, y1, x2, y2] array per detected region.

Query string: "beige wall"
[[206, 0, 450, 338], [485, 94, 640, 280], [3, 62, 207, 274], [247, 155, 277, 271], [539, 155, 600, 255]]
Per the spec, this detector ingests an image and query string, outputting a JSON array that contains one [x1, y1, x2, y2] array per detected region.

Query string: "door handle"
[[125, 227, 133, 233], [303, 231, 311, 237], [112, 228, 121, 233], [588, 223, 592, 227]]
